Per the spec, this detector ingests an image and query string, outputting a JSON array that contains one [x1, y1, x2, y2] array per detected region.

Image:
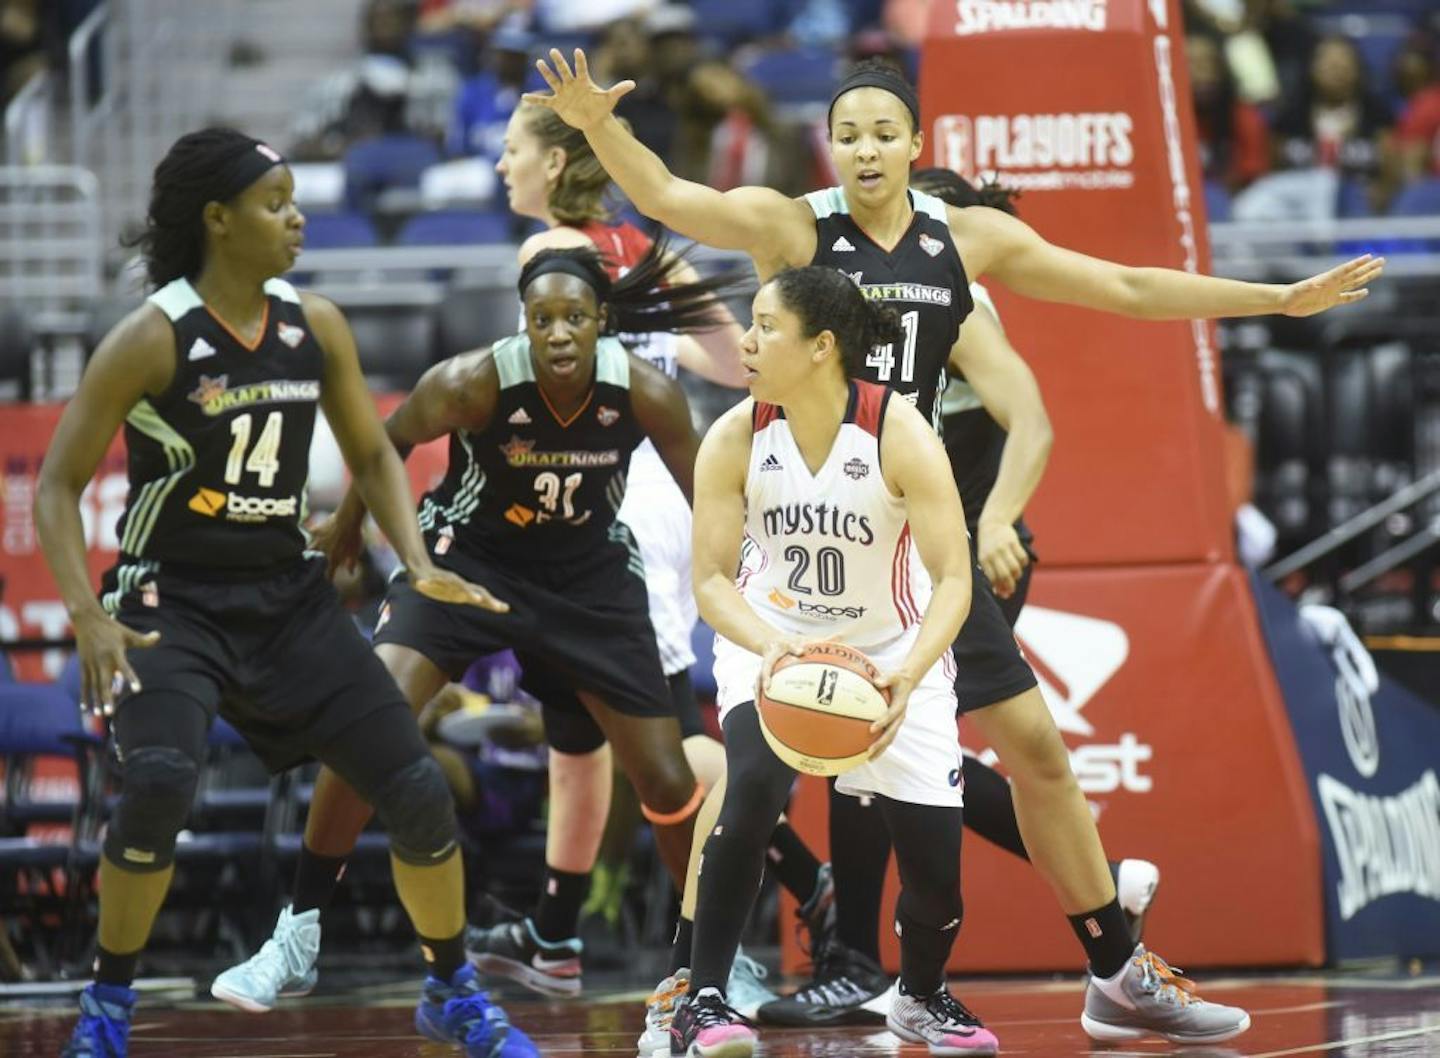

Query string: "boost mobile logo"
[[1010, 606, 1153, 796]]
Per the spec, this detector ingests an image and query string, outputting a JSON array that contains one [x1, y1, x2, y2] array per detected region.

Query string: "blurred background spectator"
[[1189, 29, 1272, 193]]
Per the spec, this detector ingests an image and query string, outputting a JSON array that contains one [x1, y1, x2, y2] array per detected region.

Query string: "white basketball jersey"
[[736, 381, 932, 654]]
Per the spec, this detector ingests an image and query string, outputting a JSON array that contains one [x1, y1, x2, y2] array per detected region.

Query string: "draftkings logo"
[[186, 375, 319, 417]]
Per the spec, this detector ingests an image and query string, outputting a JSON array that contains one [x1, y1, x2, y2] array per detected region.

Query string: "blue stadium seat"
[[740, 46, 839, 104], [1203, 180, 1233, 224], [691, 0, 790, 43], [343, 134, 442, 213], [301, 211, 379, 250], [690, 621, 716, 701], [396, 209, 513, 246], [1386, 178, 1440, 254]]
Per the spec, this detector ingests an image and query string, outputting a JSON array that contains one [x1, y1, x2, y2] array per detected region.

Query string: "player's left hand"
[[411, 562, 510, 613], [867, 669, 916, 761], [1281, 254, 1385, 316], [977, 519, 1029, 599]]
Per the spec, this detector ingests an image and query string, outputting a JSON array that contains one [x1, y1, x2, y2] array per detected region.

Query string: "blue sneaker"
[[415, 964, 539, 1058], [62, 983, 136, 1057]]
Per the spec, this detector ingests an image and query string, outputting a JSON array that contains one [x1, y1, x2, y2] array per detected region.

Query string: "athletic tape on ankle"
[[642, 782, 706, 826]]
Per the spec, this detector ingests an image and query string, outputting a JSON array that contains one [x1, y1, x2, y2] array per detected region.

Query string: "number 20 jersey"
[[805, 187, 973, 429], [736, 381, 933, 654]]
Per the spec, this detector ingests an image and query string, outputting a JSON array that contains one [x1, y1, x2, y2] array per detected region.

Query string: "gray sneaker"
[[1081, 946, 1251, 1045], [211, 905, 320, 1012], [725, 948, 779, 1020], [887, 985, 999, 1056]]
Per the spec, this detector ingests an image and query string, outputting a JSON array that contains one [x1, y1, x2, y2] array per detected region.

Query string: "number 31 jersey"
[[418, 333, 646, 564], [805, 186, 973, 429], [737, 381, 933, 654]]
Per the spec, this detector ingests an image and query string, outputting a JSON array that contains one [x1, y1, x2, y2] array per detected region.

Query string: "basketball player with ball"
[[675, 265, 992, 1057]]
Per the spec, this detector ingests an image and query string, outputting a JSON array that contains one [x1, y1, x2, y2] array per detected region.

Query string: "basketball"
[[756, 642, 890, 776]]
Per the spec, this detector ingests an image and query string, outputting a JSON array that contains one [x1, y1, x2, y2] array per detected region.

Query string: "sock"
[[421, 930, 467, 982], [1069, 899, 1135, 979], [828, 784, 891, 960], [533, 866, 590, 942], [94, 946, 140, 987], [668, 916, 694, 976], [765, 821, 822, 905], [292, 846, 349, 915], [895, 898, 959, 997], [959, 757, 1029, 860]]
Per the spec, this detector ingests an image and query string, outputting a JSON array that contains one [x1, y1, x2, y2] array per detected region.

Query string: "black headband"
[[213, 140, 286, 202], [828, 71, 920, 130], [519, 255, 609, 298]]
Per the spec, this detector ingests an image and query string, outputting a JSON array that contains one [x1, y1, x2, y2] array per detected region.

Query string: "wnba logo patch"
[[277, 322, 306, 348], [597, 406, 620, 427]]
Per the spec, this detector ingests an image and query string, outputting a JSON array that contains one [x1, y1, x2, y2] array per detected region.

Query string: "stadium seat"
[[434, 284, 522, 360], [1203, 180, 1233, 224], [0, 306, 33, 400], [301, 211, 380, 250], [396, 209, 514, 246], [83, 298, 141, 362], [691, 0, 789, 43], [346, 304, 437, 389], [740, 46, 839, 104], [343, 134, 443, 213], [690, 621, 717, 701]]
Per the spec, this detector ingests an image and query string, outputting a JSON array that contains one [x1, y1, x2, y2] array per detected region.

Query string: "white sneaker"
[[725, 949, 778, 1020], [1116, 859, 1161, 943], [635, 967, 688, 1058], [211, 905, 320, 1013]]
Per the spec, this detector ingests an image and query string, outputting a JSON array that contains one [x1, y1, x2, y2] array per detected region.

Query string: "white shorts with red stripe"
[[711, 633, 966, 808]]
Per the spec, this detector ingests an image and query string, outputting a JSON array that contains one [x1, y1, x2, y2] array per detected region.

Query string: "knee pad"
[[104, 746, 200, 872], [896, 887, 963, 934], [371, 755, 459, 865]]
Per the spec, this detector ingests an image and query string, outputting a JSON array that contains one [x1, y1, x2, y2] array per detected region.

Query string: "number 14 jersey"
[[737, 381, 933, 654]]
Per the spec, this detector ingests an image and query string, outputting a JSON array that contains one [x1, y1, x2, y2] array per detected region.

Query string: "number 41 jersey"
[[737, 381, 933, 654], [805, 186, 973, 429]]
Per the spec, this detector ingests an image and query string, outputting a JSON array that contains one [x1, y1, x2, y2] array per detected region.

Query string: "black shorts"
[[952, 525, 1039, 713], [373, 532, 672, 744], [102, 556, 412, 772]]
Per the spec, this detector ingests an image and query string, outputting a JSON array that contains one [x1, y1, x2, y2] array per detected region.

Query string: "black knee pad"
[[371, 755, 459, 865], [542, 702, 606, 755], [104, 746, 200, 872], [896, 886, 963, 934]]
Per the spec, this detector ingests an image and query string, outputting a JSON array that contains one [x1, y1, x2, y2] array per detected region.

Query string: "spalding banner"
[[782, 564, 1325, 972], [0, 399, 446, 680], [1250, 574, 1440, 960], [920, 0, 1232, 567]]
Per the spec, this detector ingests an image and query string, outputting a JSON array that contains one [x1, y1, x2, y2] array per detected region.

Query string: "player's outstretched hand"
[[523, 48, 634, 131], [73, 611, 160, 716], [310, 509, 365, 577], [412, 562, 510, 613], [1282, 254, 1385, 317], [867, 669, 915, 761], [977, 519, 1029, 599]]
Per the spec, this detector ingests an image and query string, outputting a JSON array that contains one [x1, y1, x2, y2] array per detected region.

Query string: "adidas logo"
[[760, 454, 783, 471], [831, 235, 856, 252], [187, 337, 217, 361], [508, 407, 532, 425]]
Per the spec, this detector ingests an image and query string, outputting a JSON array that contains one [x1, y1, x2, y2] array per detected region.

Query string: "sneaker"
[[725, 949, 778, 1020], [754, 939, 887, 1026], [887, 985, 1000, 1056], [466, 916, 582, 997], [62, 983, 135, 1057], [1114, 859, 1161, 944], [636, 968, 688, 1058], [211, 905, 320, 1012], [416, 963, 539, 1058], [1082, 946, 1251, 1045], [795, 862, 835, 953], [669, 987, 756, 1058]]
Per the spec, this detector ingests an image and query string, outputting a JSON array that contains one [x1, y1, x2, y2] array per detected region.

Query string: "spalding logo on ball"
[[757, 642, 890, 776]]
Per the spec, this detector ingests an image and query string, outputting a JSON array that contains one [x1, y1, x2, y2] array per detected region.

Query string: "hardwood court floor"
[[5, 969, 1440, 1056]]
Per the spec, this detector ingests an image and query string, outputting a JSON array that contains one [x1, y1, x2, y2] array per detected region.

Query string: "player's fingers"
[[470, 585, 510, 613], [607, 80, 637, 103], [80, 662, 99, 714], [521, 89, 556, 107], [573, 48, 590, 82], [118, 657, 144, 696], [1338, 289, 1370, 304], [125, 628, 161, 650], [533, 60, 561, 92], [549, 48, 574, 82]]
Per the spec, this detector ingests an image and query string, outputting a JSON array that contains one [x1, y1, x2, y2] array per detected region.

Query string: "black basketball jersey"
[[418, 333, 646, 564], [111, 278, 320, 572], [805, 186, 973, 428]]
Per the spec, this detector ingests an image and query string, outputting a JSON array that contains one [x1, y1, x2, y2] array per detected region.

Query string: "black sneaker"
[[669, 987, 756, 1058], [465, 916, 582, 998], [755, 939, 891, 1026]]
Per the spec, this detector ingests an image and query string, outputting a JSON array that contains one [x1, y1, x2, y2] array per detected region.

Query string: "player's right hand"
[[524, 48, 635, 131], [73, 611, 160, 717], [411, 562, 510, 614], [977, 519, 1029, 599], [867, 669, 916, 761], [757, 636, 821, 697], [311, 510, 365, 577]]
